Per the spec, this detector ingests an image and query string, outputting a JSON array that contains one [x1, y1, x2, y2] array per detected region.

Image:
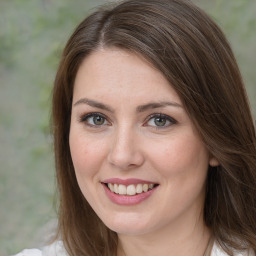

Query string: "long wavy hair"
[[52, 0, 256, 255]]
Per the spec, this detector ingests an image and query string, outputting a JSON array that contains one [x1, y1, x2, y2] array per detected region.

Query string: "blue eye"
[[80, 113, 108, 126], [146, 114, 177, 128]]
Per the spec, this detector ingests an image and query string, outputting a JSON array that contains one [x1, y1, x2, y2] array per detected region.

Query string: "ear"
[[209, 157, 220, 167]]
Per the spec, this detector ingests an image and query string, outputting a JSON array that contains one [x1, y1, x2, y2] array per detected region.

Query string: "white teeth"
[[114, 184, 119, 194], [127, 185, 136, 195], [108, 183, 114, 192], [143, 184, 149, 192], [106, 183, 156, 195], [136, 184, 143, 194], [118, 184, 126, 195], [149, 184, 154, 189]]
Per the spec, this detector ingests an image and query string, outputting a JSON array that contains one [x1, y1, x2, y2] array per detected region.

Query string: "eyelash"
[[144, 113, 177, 129], [79, 112, 177, 129], [79, 112, 109, 128]]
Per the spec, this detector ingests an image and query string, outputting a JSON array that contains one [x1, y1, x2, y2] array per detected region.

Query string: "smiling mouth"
[[103, 183, 159, 196]]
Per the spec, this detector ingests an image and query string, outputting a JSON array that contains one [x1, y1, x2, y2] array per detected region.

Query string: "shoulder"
[[13, 241, 68, 256], [211, 241, 255, 256]]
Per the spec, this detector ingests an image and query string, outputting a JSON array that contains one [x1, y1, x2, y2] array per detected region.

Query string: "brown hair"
[[52, 0, 256, 255]]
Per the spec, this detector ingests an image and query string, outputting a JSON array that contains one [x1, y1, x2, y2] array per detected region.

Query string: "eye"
[[145, 114, 177, 128], [80, 113, 109, 127]]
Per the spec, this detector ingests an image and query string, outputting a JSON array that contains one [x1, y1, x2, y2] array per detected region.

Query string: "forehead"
[[73, 48, 181, 105], [75, 48, 160, 84]]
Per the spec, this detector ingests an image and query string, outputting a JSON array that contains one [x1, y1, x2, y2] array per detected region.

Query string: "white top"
[[14, 240, 255, 256], [13, 241, 67, 256]]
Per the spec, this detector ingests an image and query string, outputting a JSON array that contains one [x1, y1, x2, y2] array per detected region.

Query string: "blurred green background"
[[0, 0, 255, 255]]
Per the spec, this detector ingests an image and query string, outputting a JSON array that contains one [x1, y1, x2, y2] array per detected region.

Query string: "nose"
[[107, 127, 145, 170]]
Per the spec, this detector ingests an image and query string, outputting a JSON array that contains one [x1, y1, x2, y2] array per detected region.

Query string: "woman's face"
[[69, 48, 212, 236]]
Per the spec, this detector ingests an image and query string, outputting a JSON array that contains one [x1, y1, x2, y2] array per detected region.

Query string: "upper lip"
[[101, 178, 158, 186]]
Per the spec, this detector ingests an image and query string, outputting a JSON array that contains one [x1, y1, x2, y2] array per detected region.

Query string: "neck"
[[117, 213, 211, 256]]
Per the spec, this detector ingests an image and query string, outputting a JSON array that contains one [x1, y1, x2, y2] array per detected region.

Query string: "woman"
[[16, 0, 256, 255]]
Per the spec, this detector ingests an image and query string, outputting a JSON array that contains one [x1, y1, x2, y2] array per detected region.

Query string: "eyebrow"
[[74, 98, 114, 112], [136, 101, 182, 112], [74, 98, 182, 113]]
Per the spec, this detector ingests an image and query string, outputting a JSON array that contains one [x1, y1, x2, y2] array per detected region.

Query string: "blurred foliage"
[[0, 0, 255, 255], [0, 0, 105, 255], [196, 0, 256, 115]]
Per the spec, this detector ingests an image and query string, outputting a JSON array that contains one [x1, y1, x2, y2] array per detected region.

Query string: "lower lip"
[[102, 184, 157, 205]]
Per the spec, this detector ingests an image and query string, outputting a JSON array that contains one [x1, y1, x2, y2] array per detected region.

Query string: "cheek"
[[146, 134, 209, 218], [69, 131, 106, 179], [147, 133, 209, 177], [69, 131, 109, 208]]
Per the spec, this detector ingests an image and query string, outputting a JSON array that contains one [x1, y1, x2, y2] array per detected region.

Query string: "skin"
[[69, 48, 215, 256]]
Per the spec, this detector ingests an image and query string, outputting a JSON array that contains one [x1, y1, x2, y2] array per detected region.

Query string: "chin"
[[108, 225, 151, 236], [101, 212, 154, 236]]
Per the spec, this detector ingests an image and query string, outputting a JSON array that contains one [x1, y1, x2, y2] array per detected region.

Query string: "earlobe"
[[209, 157, 220, 167]]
